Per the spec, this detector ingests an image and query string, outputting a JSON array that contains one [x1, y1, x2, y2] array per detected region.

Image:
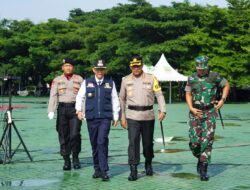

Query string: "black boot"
[[92, 170, 101, 179], [72, 153, 81, 169], [200, 162, 209, 181], [101, 171, 110, 181], [145, 161, 153, 176], [197, 159, 201, 174], [63, 155, 71, 171], [128, 165, 138, 181]]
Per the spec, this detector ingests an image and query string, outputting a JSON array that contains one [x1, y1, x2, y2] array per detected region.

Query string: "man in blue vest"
[[75, 59, 120, 181]]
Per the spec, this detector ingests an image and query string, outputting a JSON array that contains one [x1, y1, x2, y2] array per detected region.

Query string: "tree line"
[[0, 0, 249, 100]]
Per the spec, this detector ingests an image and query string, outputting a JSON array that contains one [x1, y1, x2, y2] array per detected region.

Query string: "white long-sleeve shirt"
[[75, 76, 120, 121]]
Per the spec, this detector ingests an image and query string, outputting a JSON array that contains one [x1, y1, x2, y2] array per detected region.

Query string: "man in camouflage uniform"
[[119, 54, 166, 181], [185, 55, 230, 181], [48, 58, 84, 170]]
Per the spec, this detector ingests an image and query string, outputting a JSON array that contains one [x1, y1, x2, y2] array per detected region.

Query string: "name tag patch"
[[104, 83, 111, 89], [87, 82, 94, 88]]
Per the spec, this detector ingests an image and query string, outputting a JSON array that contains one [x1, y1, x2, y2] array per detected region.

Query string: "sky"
[[0, 0, 228, 24]]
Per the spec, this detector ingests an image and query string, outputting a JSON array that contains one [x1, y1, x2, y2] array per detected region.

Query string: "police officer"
[[75, 60, 120, 181], [48, 58, 83, 170], [119, 54, 166, 181], [185, 55, 230, 181]]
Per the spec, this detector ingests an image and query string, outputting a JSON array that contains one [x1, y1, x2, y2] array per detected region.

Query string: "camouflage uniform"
[[185, 71, 227, 163]]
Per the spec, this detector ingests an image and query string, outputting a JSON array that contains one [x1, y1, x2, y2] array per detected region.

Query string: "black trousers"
[[87, 118, 111, 172], [127, 119, 155, 165], [56, 103, 82, 156]]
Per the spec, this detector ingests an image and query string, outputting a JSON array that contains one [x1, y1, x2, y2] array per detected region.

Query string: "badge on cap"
[[94, 59, 107, 68], [63, 57, 74, 65], [97, 60, 104, 67]]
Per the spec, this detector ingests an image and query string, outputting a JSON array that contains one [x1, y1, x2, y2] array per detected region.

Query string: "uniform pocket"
[[143, 84, 152, 95], [126, 83, 134, 97], [103, 104, 112, 111], [58, 82, 66, 95], [73, 81, 81, 94], [86, 104, 94, 111], [104, 88, 112, 100]]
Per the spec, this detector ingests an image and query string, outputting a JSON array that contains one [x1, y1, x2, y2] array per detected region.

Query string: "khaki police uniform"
[[119, 72, 166, 165], [48, 74, 83, 112], [48, 74, 83, 156]]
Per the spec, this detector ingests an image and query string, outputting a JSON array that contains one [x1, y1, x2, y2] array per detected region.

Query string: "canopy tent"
[[143, 53, 188, 104]]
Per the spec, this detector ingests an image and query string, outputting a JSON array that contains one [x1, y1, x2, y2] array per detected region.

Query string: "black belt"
[[59, 102, 76, 107], [193, 104, 214, 111], [128, 105, 153, 111]]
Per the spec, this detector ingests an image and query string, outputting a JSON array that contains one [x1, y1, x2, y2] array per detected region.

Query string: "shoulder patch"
[[153, 77, 161, 92]]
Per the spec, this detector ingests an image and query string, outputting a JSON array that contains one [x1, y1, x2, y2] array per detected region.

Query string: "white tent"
[[143, 53, 188, 104]]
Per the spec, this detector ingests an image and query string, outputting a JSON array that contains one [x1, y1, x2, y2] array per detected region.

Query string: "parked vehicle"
[[17, 85, 37, 96]]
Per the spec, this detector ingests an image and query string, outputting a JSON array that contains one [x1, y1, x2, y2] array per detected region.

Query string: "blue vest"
[[85, 77, 113, 119]]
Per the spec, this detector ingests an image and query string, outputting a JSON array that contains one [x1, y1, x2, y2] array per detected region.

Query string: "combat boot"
[[128, 165, 138, 181], [197, 159, 201, 174], [72, 153, 81, 169], [145, 161, 153, 176], [200, 162, 209, 181], [63, 155, 71, 171], [92, 170, 101, 179], [101, 171, 110, 181]]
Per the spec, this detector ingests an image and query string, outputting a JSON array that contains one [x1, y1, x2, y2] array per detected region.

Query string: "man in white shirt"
[[75, 59, 120, 181]]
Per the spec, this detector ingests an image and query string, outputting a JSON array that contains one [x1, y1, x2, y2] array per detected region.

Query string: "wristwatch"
[[221, 97, 226, 102]]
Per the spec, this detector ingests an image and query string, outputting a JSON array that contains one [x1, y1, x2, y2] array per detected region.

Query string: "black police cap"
[[93, 59, 107, 69], [63, 58, 75, 66]]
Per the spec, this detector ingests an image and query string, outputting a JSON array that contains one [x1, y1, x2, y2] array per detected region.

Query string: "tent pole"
[[169, 81, 172, 104]]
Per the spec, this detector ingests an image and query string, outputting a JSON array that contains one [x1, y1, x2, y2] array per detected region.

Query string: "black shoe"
[[73, 156, 81, 169], [128, 165, 138, 181], [92, 170, 101, 179], [63, 155, 71, 171], [145, 162, 153, 176], [200, 162, 209, 181], [101, 171, 110, 181], [197, 160, 201, 174]]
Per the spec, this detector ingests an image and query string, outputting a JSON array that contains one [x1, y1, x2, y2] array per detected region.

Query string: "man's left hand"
[[158, 112, 166, 121], [215, 100, 224, 110]]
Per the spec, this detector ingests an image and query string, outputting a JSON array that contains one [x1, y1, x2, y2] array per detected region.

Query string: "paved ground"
[[0, 97, 249, 190]]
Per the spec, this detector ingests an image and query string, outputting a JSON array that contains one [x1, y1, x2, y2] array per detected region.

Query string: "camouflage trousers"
[[188, 111, 217, 163]]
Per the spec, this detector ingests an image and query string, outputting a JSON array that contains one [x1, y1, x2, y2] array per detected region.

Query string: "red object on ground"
[[0, 105, 28, 112]]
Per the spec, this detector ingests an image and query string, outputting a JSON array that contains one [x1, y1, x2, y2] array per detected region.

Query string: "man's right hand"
[[77, 111, 84, 120], [190, 107, 203, 118], [48, 112, 54, 120], [120, 119, 127, 129]]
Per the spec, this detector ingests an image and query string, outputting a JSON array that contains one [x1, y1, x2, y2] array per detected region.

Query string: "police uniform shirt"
[[75, 76, 120, 121], [48, 74, 83, 113], [119, 72, 166, 121]]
